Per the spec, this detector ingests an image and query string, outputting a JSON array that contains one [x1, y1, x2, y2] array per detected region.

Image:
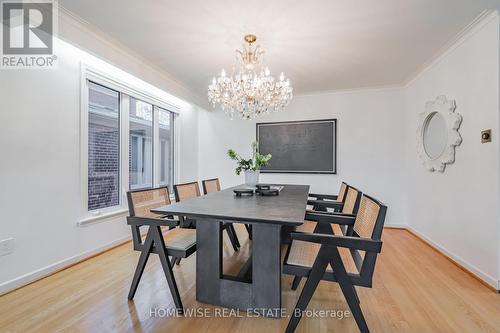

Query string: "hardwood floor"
[[1, 223, 500, 333]]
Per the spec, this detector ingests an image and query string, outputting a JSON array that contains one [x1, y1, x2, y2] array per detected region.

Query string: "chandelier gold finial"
[[244, 34, 257, 44]]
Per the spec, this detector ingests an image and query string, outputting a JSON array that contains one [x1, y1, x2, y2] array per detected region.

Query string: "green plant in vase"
[[227, 142, 272, 186]]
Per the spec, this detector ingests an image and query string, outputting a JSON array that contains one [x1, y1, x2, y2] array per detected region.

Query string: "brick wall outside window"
[[88, 122, 119, 210]]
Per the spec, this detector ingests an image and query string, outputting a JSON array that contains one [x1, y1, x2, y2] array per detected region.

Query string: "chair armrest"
[[307, 199, 343, 209], [127, 216, 179, 228], [305, 211, 356, 225], [291, 232, 382, 253], [306, 210, 355, 218], [308, 193, 338, 201]]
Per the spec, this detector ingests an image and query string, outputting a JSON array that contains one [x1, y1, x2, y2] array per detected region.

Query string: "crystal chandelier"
[[208, 34, 293, 119]]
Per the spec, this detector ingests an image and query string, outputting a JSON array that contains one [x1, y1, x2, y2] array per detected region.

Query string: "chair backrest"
[[126, 187, 171, 251], [353, 195, 386, 240], [351, 194, 387, 283], [127, 187, 171, 218], [337, 182, 348, 202], [174, 181, 201, 202], [202, 178, 221, 194], [341, 186, 362, 214]]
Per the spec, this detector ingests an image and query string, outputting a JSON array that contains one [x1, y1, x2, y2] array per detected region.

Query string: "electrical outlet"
[[0, 238, 14, 256]]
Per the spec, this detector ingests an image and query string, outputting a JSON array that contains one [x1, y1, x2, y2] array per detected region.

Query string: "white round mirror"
[[417, 95, 462, 172], [423, 112, 447, 160]]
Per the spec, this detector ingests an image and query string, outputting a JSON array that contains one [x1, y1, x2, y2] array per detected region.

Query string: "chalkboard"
[[256, 119, 336, 174]]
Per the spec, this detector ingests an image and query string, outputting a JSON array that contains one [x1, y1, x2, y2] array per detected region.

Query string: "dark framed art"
[[256, 119, 337, 174]]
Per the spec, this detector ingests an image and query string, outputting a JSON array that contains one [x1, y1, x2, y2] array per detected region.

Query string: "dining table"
[[151, 184, 310, 317]]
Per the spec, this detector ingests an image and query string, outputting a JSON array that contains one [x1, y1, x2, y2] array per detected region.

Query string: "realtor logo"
[[1, 0, 57, 68]]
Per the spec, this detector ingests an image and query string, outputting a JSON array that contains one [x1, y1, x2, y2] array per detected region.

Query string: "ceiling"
[[60, 0, 500, 104]]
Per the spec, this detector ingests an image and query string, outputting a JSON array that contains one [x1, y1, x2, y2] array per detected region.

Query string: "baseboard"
[[405, 226, 500, 292], [0, 235, 132, 295]]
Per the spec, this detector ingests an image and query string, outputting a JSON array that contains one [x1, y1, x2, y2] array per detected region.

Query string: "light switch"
[[481, 129, 491, 143]]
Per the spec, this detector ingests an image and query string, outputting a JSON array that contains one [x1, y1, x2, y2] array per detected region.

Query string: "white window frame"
[[156, 106, 175, 189], [79, 64, 180, 225]]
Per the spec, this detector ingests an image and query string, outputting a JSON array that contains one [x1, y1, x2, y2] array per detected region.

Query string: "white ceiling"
[[60, 0, 500, 103]]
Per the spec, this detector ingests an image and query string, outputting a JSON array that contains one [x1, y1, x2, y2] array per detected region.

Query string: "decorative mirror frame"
[[417, 95, 462, 172]]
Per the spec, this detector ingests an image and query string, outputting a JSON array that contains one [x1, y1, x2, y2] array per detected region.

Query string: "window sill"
[[77, 208, 129, 227]]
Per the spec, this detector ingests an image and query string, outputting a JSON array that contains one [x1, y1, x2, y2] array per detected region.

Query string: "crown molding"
[[404, 10, 499, 87], [294, 84, 403, 98]]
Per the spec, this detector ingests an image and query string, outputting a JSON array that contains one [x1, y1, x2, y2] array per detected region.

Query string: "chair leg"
[[353, 285, 360, 304], [339, 225, 347, 235], [229, 224, 241, 248], [245, 224, 252, 240], [346, 225, 354, 236], [152, 226, 184, 312], [291, 276, 302, 290], [286, 249, 329, 333], [179, 216, 187, 228], [170, 256, 177, 267], [313, 221, 334, 235], [176, 257, 182, 265], [225, 224, 240, 252], [329, 248, 369, 332], [128, 230, 154, 300]]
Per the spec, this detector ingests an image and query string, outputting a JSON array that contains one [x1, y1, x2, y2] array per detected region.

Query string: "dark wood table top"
[[151, 184, 310, 226]]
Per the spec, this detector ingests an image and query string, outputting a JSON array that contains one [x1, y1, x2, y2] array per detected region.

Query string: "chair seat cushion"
[[286, 238, 358, 274], [163, 228, 196, 251]]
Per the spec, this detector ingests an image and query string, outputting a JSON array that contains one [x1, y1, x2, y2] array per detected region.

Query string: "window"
[[87, 82, 120, 211], [158, 108, 174, 187], [83, 73, 176, 216], [129, 98, 153, 189]]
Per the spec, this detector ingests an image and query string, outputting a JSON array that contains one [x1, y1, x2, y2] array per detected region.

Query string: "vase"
[[244, 170, 260, 188]]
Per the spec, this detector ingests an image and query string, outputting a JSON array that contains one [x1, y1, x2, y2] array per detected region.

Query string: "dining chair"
[[126, 187, 197, 313], [308, 181, 349, 212], [201, 178, 241, 251], [283, 194, 387, 333], [201, 177, 221, 194], [173, 181, 200, 228], [173, 181, 201, 201], [291, 185, 362, 289], [174, 181, 240, 252]]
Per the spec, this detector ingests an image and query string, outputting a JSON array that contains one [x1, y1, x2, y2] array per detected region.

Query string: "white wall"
[[177, 104, 201, 182], [0, 12, 201, 292], [403, 13, 500, 288], [199, 88, 407, 226]]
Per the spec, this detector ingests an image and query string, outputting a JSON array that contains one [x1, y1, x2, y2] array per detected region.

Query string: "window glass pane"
[[129, 97, 153, 189], [160, 141, 166, 183], [159, 108, 174, 188], [88, 81, 120, 211]]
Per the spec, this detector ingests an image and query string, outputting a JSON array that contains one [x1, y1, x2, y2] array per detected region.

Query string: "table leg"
[[196, 219, 282, 317], [196, 218, 222, 305], [252, 223, 282, 316]]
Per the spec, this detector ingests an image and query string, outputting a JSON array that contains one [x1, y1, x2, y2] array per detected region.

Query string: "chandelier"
[[208, 34, 293, 119]]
